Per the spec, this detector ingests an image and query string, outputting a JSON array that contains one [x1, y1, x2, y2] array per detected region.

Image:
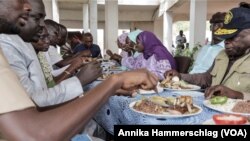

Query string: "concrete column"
[[154, 16, 163, 42], [189, 0, 207, 48], [52, 0, 60, 23], [105, 0, 119, 53], [43, 0, 53, 19], [82, 4, 89, 33], [163, 11, 173, 54], [89, 0, 98, 44], [43, 0, 59, 23]]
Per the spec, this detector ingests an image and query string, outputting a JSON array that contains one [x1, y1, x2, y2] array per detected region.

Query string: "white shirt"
[[0, 34, 83, 107], [175, 35, 186, 46], [46, 46, 69, 77]]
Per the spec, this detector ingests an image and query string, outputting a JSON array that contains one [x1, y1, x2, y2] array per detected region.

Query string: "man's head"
[[32, 27, 50, 52], [83, 32, 93, 48], [18, 0, 46, 42], [179, 30, 183, 36], [210, 12, 226, 44], [0, 0, 31, 34], [214, 7, 250, 58], [44, 19, 59, 46], [58, 24, 68, 46]]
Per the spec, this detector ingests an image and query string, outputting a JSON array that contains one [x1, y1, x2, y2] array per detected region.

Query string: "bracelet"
[[64, 71, 71, 75]]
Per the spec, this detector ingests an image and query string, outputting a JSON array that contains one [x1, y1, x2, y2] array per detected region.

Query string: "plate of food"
[[203, 96, 250, 116], [130, 95, 202, 118], [160, 76, 201, 91]]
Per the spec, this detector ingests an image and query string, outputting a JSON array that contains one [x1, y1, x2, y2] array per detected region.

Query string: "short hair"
[[239, 2, 250, 8], [83, 32, 93, 38], [68, 31, 82, 40], [209, 12, 226, 24], [44, 19, 59, 32]]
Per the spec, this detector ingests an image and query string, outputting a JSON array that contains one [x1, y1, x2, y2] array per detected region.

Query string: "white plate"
[[129, 100, 202, 118], [162, 84, 201, 91], [203, 99, 250, 116], [172, 91, 204, 97], [138, 85, 164, 94]]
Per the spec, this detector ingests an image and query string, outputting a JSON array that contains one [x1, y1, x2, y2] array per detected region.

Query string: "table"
[[94, 89, 220, 134]]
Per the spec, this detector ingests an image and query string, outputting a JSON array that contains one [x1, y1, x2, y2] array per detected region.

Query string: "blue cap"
[[214, 7, 250, 39]]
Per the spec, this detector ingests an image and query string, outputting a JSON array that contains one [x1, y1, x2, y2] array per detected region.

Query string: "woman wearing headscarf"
[[122, 31, 176, 80], [106, 32, 129, 61], [107, 30, 142, 64]]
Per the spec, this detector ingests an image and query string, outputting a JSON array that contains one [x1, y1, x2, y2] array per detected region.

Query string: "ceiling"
[[57, 0, 247, 23], [170, 0, 245, 21]]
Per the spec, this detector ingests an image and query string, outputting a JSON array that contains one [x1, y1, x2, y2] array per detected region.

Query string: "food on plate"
[[110, 65, 120, 70], [133, 96, 200, 115], [210, 96, 228, 105], [160, 76, 193, 89], [212, 114, 248, 125], [100, 73, 113, 80], [231, 100, 250, 114]]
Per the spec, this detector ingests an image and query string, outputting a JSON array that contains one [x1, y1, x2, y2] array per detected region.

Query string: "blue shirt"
[[189, 41, 224, 74], [73, 43, 101, 58]]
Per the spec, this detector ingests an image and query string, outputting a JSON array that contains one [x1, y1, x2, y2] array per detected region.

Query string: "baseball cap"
[[214, 7, 250, 39]]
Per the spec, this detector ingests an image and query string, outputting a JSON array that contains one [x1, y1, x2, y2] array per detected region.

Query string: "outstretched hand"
[[115, 69, 159, 92], [76, 61, 102, 86], [205, 85, 244, 99], [106, 49, 113, 57]]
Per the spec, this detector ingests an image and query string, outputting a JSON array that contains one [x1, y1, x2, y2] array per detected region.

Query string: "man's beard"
[[0, 18, 20, 34]]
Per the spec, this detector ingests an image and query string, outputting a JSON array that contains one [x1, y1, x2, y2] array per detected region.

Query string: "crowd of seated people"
[[0, 0, 249, 141]]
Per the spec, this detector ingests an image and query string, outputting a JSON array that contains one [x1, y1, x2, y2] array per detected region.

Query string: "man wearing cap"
[[164, 7, 250, 100], [189, 12, 226, 74]]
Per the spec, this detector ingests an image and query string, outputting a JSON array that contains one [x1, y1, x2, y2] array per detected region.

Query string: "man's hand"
[[110, 54, 122, 62], [74, 50, 92, 57], [115, 69, 159, 92], [164, 69, 180, 79], [76, 61, 102, 86], [106, 49, 113, 57], [205, 85, 244, 99]]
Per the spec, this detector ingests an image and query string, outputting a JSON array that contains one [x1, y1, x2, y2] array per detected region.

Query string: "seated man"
[[189, 12, 226, 74], [0, 1, 158, 140], [164, 7, 250, 100], [0, 0, 101, 107], [73, 32, 102, 58]]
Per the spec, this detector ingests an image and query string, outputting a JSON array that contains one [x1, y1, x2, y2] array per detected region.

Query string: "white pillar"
[[43, 0, 59, 23], [154, 16, 163, 42], [189, 0, 207, 48], [105, 0, 119, 53], [82, 4, 89, 33], [89, 0, 98, 44], [43, 0, 53, 19], [163, 11, 173, 54], [52, 0, 60, 23]]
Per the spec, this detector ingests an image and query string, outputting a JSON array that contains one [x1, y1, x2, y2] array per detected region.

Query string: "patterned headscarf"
[[117, 32, 128, 45], [137, 31, 176, 69], [128, 29, 143, 43]]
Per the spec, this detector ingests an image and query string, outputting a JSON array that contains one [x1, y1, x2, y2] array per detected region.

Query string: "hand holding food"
[[160, 75, 193, 90], [164, 69, 180, 80], [205, 85, 244, 99]]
